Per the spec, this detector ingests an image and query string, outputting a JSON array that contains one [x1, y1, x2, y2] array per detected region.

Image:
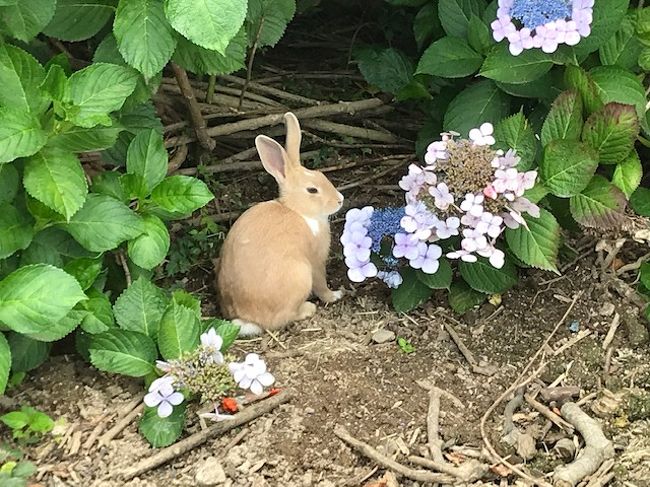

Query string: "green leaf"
[[495, 71, 564, 102], [467, 14, 492, 54], [569, 175, 627, 229], [0, 0, 56, 41], [505, 208, 560, 273], [24, 148, 88, 220], [581, 103, 639, 164], [215, 321, 240, 350], [91, 172, 127, 203], [540, 140, 598, 198], [127, 214, 170, 270], [43, 0, 114, 41], [171, 289, 200, 317], [639, 262, 650, 290], [443, 80, 510, 136], [590, 66, 648, 135], [89, 329, 156, 377], [0, 164, 18, 204], [416, 36, 482, 78], [356, 47, 414, 94], [246, 0, 296, 48], [126, 129, 168, 196], [612, 150, 642, 198], [494, 112, 537, 170], [0, 333, 9, 394], [564, 65, 604, 115], [0, 264, 86, 333], [172, 28, 246, 75], [459, 257, 517, 294], [63, 257, 102, 291], [165, 0, 247, 54], [158, 301, 200, 360], [448, 281, 485, 314], [416, 258, 452, 289], [0, 43, 48, 113], [139, 403, 185, 448], [0, 204, 33, 259], [148, 176, 214, 218], [480, 44, 553, 84], [40, 64, 67, 102], [573, 0, 628, 56], [413, 3, 441, 50], [438, 0, 485, 38], [113, 277, 168, 338], [630, 187, 650, 216], [114, 0, 177, 79], [639, 47, 650, 71], [0, 108, 47, 163], [66, 63, 139, 128], [0, 411, 28, 430], [47, 125, 124, 152], [391, 268, 433, 312], [599, 16, 642, 70], [541, 90, 583, 147], [80, 289, 115, 334], [524, 183, 550, 204], [6, 332, 50, 372], [64, 194, 145, 252]]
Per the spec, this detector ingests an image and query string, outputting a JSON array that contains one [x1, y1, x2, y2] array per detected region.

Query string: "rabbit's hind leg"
[[293, 301, 316, 321]]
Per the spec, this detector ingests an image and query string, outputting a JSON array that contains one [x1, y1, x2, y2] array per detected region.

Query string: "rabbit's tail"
[[232, 319, 264, 337]]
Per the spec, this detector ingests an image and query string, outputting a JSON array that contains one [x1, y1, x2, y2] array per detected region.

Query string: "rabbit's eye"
[[306, 187, 318, 194]]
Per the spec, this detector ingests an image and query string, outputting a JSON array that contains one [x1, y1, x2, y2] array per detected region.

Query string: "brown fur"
[[215, 113, 343, 333]]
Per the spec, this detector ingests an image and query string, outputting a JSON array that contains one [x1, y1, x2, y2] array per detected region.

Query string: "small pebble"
[[372, 329, 395, 344], [599, 302, 616, 316], [195, 457, 227, 486]]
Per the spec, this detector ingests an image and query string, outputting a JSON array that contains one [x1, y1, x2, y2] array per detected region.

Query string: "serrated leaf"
[[47, 125, 124, 152], [569, 175, 627, 229], [582, 103, 639, 164], [391, 268, 433, 312], [24, 148, 88, 220], [66, 63, 139, 128], [1, 0, 56, 41], [0, 264, 86, 333], [172, 28, 246, 75], [599, 16, 642, 70], [40, 64, 67, 101], [90, 172, 127, 203], [171, 289, 200, 317], [495, 70, 563, 102], [148, 176, 214, 219], [573, 0, 628, 56], [564, 65, 604, 115], [0, 43, 48, 114], [126, 129, 168, 196], [80, 289, 115, 334], [0, 203, 33, 259], [505, 208, 560, 273], [416, 36, 482, 78], [541, 90, 583, 147], [0, 333, 9, 394], [448, 281, 485, 314], [480, 44, 553, 84], [0, 164, 18, 204], [414, 2, 440, 50], [467, 14, 493, 54], [356, 47, 414, 95], [64, 194, 145, 252], [89, 329, 156, 377], [165, 0, 247, 54], [246, 0, 296, 48], [459, 257, 517, 294], [215, 321, 240, 350], [114, 0, 177, 79], [0, 108, 47, 163], [63, 257, 102, 291], [139, 403, 185, 447], [494, 112, 537, 170], [127, 214, 170, 270], [438, 0, 485, 38], [113, 277, 168, 339], [630, 187, 650, 216], [443, 79, 510, 137], [612, 151, 642, 198], [158, 301, 200, 360], [416, 258, 452, 289], [540, 140, 598, 198], [6, 332, 51, 372], [43, 0, 113, 41]]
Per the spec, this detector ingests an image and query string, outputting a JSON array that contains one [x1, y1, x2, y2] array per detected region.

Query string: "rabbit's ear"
[[256, 135, 287, 181], [283, 112, 302, 165]]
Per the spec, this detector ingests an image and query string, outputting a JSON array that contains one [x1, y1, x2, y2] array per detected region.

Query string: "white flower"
[[199, 406, 234, 422], [469, 123, 495, 146], [229, 354, 275, 396], [435, 217, 460, 239], [429, 182, 454, 210], [424, 140, 449, 165], [460, 193, 485, 217], [446, 249, 478, 263], [200, 328, 224, 364], [144, 376, 184, 418]]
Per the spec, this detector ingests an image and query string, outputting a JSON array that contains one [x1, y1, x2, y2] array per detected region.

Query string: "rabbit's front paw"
[[320, 288, 343, 303]]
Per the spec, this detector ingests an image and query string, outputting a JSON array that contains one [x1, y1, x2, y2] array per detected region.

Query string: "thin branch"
[[239, 18, 264, 110], [301, 119, 398, 143], [206, 75, 216, 104]]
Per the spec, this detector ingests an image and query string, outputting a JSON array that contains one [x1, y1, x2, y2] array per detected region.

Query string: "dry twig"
[[524, 393, 574, 434], [442, 321, 496, 376], [99, 396, 143, 446]]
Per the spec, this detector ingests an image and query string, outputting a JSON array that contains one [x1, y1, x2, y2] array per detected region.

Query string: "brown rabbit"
[[215, 112, 344, 336]]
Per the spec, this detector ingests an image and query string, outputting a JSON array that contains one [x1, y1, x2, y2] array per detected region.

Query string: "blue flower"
[[367, 207, 406, 253], [510, 0, 571, 30]]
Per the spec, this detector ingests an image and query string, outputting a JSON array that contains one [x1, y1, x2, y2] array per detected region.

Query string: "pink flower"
[[491, 15, 516, 42], [425, 141, 448, 165]]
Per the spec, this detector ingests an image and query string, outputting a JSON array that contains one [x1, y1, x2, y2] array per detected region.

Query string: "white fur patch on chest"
[[302, 216, 320, 236]]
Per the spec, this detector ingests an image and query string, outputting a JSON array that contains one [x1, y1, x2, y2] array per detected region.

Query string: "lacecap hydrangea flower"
[[492, 0, 594, 55]]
